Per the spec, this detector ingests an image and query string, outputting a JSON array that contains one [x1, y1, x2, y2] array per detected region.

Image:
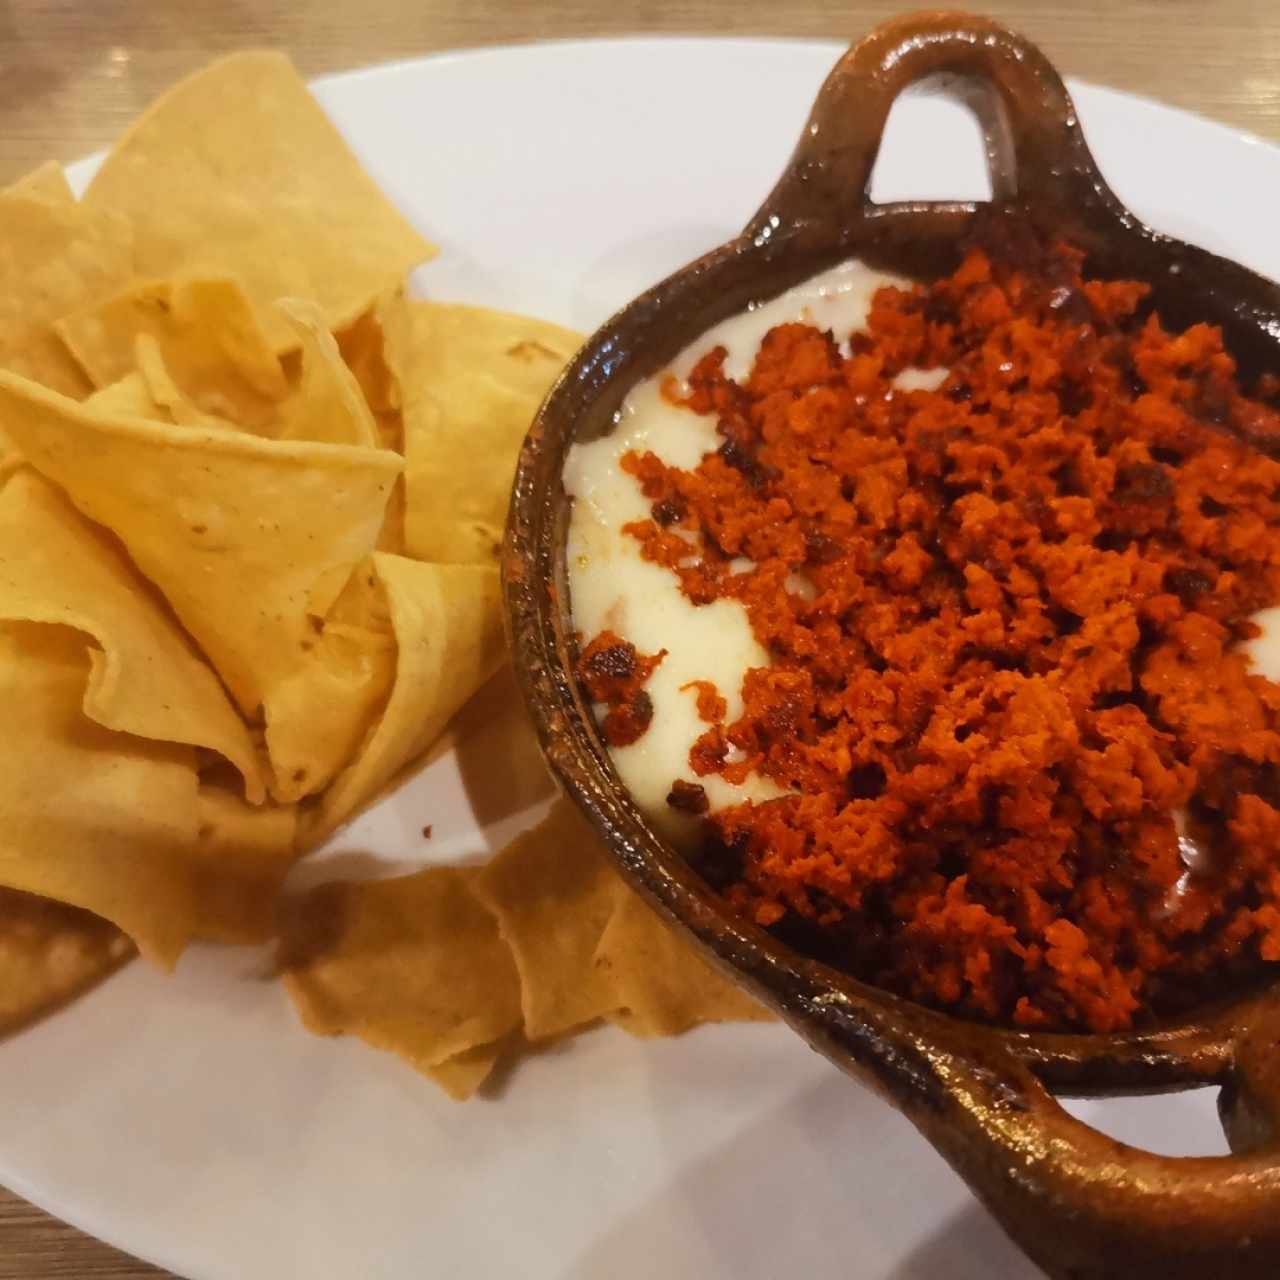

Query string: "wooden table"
[[2, 0, 1278, 1274]]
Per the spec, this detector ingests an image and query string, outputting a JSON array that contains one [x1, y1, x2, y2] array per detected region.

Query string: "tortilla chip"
[[596, 890, 773, 1038], [425, 1040, 505, 1102], [0, 623, 202, 967], [0, 620, 303, 964], [305, 554, 505, 840], [0, 889, 133, 1035], [7, 161, 75, 205], [0, 372, 402, 799], [280, 866, 521, 1071], [473, 799, 625, 1039], [133, 333, 227, 427], [398, 303, 579, 563], [83, 52, 435, 348], [189, 785, 299, 944], [340, 295, 408, 552], [335, 288, 409, 416], [84, 370, 169, 420], [376, 472, 406, 555], [275, 298, 380, 447], [0, 185, 133, 396], [266, 556, 397, 804], [375, 411, 402, 453], [0, 469, 267, 802], [56, 277, 287, 428]]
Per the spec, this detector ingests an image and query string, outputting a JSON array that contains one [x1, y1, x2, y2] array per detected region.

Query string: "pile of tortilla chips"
[[0, 51, 769, 1099]]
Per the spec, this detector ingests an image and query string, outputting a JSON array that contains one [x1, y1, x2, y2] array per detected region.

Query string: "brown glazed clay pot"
[[503, 12, 1280, 1277]]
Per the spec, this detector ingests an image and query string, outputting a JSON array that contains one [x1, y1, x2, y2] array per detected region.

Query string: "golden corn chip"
[[306, 554, 505, 840], [0, 889, 133, 1036], [275, 298, 380, 447], [266, 557, 397, 804], [0, 184, 132, 396], [335, 288, 410, 416], [473, 799, 626, 1039], [83, 52, 435, 348], [399, 303, 580, 563], [56, 277, 287, 429], [340, 294, 408, 551], [188, 785, 299, 945], [375, 411, 402, 453], [0, 623, 202, 968], [426, 1040, 506, 1102], [133, 333, 227, 428], [0, 373, 402, 799], [0, 469, 267, 802], [280, 866, 521, 1071], [376, 471, 407, 555], [595, 890, 773, 1039], [0, 621, 303, 965], [84, 370, 169, 421], [7, 161, 74, 204]]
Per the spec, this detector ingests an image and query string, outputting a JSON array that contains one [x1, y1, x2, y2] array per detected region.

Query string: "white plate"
[[4, 36, 1275, 1280]]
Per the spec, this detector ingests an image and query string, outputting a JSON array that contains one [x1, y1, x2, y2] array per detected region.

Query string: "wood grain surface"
[[2, 0, 1278, 1275]]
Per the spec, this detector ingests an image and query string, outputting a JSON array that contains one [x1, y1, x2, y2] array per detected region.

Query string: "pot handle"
[[798, 980, 1280, 1279], [745, 10, 1127, 248]]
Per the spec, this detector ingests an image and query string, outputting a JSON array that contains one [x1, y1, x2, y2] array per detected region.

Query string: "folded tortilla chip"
[[473, 799, 624, 1039], [0, 623, 202, 967], [0, 889, 133, 1036], [305, 554, 505, 840], [305, 290, 406, 549], [334, 288, 409, 417], [274, 298, 380, 447], [0, 372, 402, 801], [280, 866, 521, 1074], [133, 333, 229, 428], [56, 277, 287, 428], [266, 556, 397, 804], [0, 622, 304, 965], [84, 369, 170, 421], [0, 470, 266, 801], [398, 303, 580, 563], [376, 472, 407, 555], [83, 52, 435, 348]]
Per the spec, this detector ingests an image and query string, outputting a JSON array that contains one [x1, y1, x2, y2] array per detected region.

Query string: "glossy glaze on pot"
[[504, 12, 1280, 1277]]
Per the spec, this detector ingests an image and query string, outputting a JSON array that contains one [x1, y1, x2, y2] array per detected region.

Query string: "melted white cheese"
[[893, 365, 949, 393], [1162, 609, 1280, 912], [679, 258, 910, 383], [1244, 606, 1280, 682], [565, 258, 913, 844]]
